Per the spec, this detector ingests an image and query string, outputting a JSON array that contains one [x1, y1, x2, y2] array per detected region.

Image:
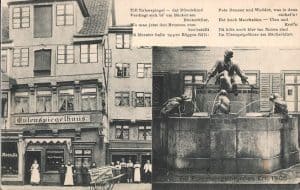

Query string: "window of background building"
[[34, 49, 51, 76], [13, 48, 29, 67], [115, 125, 129, 140], [56, 4, 73, 26], [36, 91, 52, 113], [284, 73, 300, 112], [137, 63, 151, 78], [74, 149, 92, 170], [182, 72, 206, 98], [116, 33, 130, 49], [45, 149, 64, 171], [12, 7, 30, 29], [1, 50, 7, 73], [1, 142, 18, 176], [115, 63, 130, 78], [58, 89, 74, 112], [135, 92, 151, 107], [57, 45, 74, 64], [81, 87, 97, 111], [80, 44, 98, 63], [115, 92, 130, 106], [15, 92, 29, 113], [234, 72, 259, 85], [138, 126, 152, 140], [104, 49, 112, 67], [34, 5, 52, 38], [1, 93, 8, 118]]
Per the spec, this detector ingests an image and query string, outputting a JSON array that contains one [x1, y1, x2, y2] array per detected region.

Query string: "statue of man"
[[205, 49, 248, 95], [213, 90, 230, 114], [160, 95, 194, 117], [269, 93, 289, 122]]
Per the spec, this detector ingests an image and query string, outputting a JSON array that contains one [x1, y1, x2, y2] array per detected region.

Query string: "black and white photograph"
[[152, 46, 300, 190]]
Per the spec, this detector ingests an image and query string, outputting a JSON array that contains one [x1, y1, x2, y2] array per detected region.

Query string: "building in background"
[[103, 0, 152, 181], [0, 0, 110, 185]]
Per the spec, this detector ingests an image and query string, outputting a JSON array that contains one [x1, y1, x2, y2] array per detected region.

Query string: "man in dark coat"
[[58, 164, 66, 186]]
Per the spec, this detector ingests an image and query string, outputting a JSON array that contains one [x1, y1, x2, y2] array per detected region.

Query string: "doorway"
[[24, 151, 41, 184]]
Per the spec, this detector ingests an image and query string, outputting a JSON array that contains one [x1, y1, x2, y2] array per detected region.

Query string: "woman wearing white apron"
[[133, 161, 141, 183], [64, 161, 74, 186], [30, 160, 40, 185]]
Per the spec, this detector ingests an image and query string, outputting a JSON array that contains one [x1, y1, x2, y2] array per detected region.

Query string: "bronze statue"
[[160, 95, 194, 117], [213, 90, 230, 114]]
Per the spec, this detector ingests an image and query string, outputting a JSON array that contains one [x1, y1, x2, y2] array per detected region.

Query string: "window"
[[235, 72, 259, 85], [1, 93, 8, 118], [138, 126, 152, 140], [115, 92, 130, 106], [182, 72, 206, 98], [13, 48, 29, 67], [80, 44, 98, 63], [81, 87, 97, 111], [57, 45, 74, 64], [115, 125, 129, 140], [56, 4, 73, 26], [36, 91, 52, 113], [1, 142, 18, 176], [15, 92, 29, 113], [116, 33, 130, 49], [104, 49, 112, 67], [137, 63, 151, 78], [283, 73, 300, 112], [34, 49, 51, 76], [1, 50, 7, 73], [45, 149, 64, 171], [12, 7, 30, 29], [115, 63, 130, 77], [34, 5, 52, 38], [58, 89, 74, 112], [136, 92, 151, 107], [74, 149, 92, 170]]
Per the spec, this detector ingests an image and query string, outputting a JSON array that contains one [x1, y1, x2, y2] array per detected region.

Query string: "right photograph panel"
[[152, 46, 300, 190]]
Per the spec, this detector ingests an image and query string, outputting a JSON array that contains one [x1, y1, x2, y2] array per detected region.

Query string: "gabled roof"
[[75, 0, 110, 37]]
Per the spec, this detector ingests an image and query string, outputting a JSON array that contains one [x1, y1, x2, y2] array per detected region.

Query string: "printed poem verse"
[[128, 0, 300, 46]]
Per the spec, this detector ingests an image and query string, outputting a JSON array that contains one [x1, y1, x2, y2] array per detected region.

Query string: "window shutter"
[[271, 74, 281, 95], [34, 50, 51, 71], [131, 91, 136, 107], [260, 73, 271, 111], [34, 5, 52, 38]]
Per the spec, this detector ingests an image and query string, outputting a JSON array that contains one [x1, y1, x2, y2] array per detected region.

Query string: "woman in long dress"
[[133, 161, 141, 183], [64, 161, 74, 186], [30, 160, 40, 185]]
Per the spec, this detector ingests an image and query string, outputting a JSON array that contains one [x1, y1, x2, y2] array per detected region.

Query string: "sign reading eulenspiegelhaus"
[[14, 115, 91, 124]]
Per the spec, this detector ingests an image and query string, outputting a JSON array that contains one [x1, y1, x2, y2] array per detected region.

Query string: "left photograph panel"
[[0, 0, 152, 189]]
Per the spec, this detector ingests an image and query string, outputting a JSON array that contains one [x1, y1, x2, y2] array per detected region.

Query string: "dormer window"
[[56, 4, 74, 26], [12, 7, 30, 29]]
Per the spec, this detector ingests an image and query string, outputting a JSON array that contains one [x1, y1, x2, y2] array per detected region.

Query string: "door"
[[24, 151, 41, 184], [34, 5, 52, 38]]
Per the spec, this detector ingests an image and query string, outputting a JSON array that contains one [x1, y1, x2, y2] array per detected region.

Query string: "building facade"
[[1, 0, 110, 185]]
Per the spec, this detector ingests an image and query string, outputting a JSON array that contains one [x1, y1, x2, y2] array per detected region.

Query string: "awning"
[[25, 138, 72, 153]]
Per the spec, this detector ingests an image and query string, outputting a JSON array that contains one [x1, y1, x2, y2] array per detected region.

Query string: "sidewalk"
[[1, 183, 151, 190]]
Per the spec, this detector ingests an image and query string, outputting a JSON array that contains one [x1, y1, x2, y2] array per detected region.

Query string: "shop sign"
[[2, 153, 18, 158], [15, 114, 91, 124]]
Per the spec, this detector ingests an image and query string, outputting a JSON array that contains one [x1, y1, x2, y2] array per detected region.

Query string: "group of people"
[[111, 158, 152, 183]]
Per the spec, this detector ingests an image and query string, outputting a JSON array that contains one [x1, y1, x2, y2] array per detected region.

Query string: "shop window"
[[12, 7, 30, 29], [116, 63, 130, 78], [115, 125, 129, 140], [13, 48, 29, 67], [15, 92, 29, 113], [34, 49, 51, 76], [137, 63, 152, 78], [74, 149, 92, 170], [135, 92, 151, 107], [58, 89, 74, 112], [1, 142, 18, 176], [56, 4, 73, 26], [138, 126, 152, 140], [116, 33, 130, 49], [45, 149, 64, 171], [36, 91, 52, 113], [1, 49, 7, 73], [81, 87, 97, 111], [1, 93, 8, 118], [80, 44, 98, 63], [115, 92, 130, 106], [57, 45, 74, 64]]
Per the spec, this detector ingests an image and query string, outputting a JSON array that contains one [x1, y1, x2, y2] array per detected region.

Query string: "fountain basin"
[[161, 115, 299, 174]]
